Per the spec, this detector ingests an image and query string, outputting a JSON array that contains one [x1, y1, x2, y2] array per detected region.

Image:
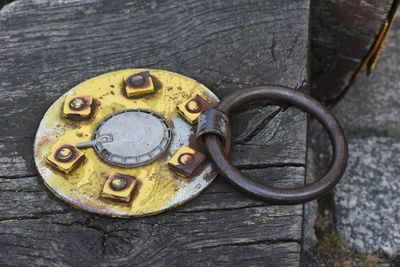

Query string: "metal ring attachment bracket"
[[197, 109, 229, 145], [198, 85, 348, 205]]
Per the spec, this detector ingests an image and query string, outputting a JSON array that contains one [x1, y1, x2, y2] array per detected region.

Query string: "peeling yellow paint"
[[34, 69, 219, 217]]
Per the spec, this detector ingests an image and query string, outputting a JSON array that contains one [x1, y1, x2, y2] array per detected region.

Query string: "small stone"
[[334, 137, 400, 257]]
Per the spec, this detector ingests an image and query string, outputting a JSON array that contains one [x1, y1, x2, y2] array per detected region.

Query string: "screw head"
[[185, 99, 202, 113], [57, 147, 73, 160], [178, 153, 194, 165], [130, 74, 146, 87], [69, 98, 86, 110], [110, 177, 127, 191]]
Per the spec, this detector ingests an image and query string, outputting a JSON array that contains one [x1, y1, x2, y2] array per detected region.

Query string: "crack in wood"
[[0, 0, 309, 265]]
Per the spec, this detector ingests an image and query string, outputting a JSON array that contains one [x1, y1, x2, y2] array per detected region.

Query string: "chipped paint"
[[34, 69, 219, 217]]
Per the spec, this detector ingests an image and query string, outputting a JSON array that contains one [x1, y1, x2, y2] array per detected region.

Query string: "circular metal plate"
[[34, 69, 219, 217], [93, 110, 172, 168]]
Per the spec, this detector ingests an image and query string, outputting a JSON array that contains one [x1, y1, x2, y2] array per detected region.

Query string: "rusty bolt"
[[185, 99, 202, 113], [130, 74, 146, 87], [47, 145, 84, 174], [69, 97, 86, 110], [57, 147, 73, 161], [168, 146, 206, 178], [110, 176, 127, 191], [178, 153, 194, 165]]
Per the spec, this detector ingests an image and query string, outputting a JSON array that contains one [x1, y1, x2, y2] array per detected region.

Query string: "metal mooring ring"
[[200, 86, 348, 204]]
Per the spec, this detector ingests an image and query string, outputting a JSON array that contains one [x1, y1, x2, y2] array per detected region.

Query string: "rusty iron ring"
[[201, 86, 348, 204]]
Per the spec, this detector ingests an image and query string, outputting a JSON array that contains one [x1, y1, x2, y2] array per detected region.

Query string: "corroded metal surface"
[[167, 146, 206, 178], [177, 94, 212, 124], [81, 109, 172, 168], [34, 69, 219, 217], [201, 86, 348, 204]]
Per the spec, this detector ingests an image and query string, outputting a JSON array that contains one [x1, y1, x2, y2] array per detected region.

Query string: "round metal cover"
[[34, 69, 219, 217], [93, 110, 172, 168]]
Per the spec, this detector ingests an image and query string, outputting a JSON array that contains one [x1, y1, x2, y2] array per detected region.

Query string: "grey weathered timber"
[[310, 0, 394, 104], [0, 0, 309, 266]]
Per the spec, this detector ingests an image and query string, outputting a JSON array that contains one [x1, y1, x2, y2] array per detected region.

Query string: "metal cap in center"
[[84, 110, 172, 168]]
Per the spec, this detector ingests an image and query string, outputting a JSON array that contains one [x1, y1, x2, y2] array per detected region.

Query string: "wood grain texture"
[[310, 0, 393, 103], [0, 0, 309, 266]]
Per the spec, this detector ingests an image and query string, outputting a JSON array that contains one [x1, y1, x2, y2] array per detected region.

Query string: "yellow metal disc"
[[34, 69, 219, 217]]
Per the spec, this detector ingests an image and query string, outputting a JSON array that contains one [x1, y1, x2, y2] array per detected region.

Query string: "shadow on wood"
[[0, 0, 309, 265]]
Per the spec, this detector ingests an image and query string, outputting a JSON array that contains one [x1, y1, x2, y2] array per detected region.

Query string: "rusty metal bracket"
[[35, 68, 348, 216], [196, 109, 229, 145], [34, 69, 222, 218], [199, 86, 348, 204]]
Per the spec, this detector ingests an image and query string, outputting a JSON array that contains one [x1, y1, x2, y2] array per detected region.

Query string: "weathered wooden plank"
[[0, 167, 305, 220], [0, 210, 302, 266], [0, 175, 303, 266], [0, 107, 307, 178], [0, 0, 309, 265], [310, 0, 394, 103]]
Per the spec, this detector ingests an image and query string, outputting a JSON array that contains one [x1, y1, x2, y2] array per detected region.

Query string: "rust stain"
[[204, 169, 218, 182], [34, 69, 220, 217]]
